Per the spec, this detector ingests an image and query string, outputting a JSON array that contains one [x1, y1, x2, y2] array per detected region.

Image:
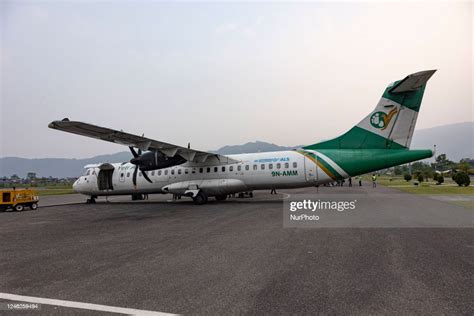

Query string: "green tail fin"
[[304, 70, 436, 150]]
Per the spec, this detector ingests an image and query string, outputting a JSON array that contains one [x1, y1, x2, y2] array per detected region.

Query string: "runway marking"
[[0, 293, 176, 315]]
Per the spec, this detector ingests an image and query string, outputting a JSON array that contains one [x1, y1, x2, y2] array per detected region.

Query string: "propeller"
[[129, 146, 153, 186]]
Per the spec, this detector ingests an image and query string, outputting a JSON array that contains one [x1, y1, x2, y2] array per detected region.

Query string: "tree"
[[435, 154, 455, 170], [393, 166, 402, 176], [453, 172, 470, 187], [417, 174, 424, 182], [433, 173, 439, 182], [423, 170, 433, 181], [437, 175, 444, 185], [404, 173, 412, 182], [457, 161, 470, 173]]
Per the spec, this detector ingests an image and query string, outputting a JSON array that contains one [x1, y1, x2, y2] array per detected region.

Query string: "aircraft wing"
[[48, 119, 238, 164]]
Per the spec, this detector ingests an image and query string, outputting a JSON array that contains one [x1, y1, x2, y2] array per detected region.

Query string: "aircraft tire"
[[193, 191, 208, 205], [215, 194, 227, 201]]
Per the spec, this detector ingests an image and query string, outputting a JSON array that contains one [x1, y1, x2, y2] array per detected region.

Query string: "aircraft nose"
[[72, 179, 79, 191]]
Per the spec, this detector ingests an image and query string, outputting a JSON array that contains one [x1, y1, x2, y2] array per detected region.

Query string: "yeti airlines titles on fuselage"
[[49, 70, 436, 204]]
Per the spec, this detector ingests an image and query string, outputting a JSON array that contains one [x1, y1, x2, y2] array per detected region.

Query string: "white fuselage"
[[73, 150, 334, 197]]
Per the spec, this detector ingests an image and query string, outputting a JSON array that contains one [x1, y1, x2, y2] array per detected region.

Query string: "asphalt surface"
[[1, 185, 472, 315]]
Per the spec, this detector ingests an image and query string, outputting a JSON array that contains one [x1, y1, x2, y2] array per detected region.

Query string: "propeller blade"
[[142, 170, 152, 183], [132, 165, 138, 186], [129, 146, 139, 158]]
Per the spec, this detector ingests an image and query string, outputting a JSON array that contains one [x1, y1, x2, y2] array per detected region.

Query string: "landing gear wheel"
[[30, 203, 38, 210], [215, 194, 227, 201], [193, 191, 208, 205], [86, 197, 96, 204], [14, 204, 24, 212]]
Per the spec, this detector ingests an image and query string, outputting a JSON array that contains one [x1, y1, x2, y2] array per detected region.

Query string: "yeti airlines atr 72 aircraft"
[[49, 70, 436, 204]]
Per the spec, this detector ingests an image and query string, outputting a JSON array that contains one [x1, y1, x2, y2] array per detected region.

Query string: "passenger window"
[[171, 169, 175, 175], [293, 162, 298, 168], [261, 164, 265, 170], [230, 166, 233, 172], [237, 165, 241, 171], [199, 168, 203, 173], [192, 168, 196, 174], [185, 169, 189, 174], [269, 164, 273, 169], [253, 165, 257, 170], [126, 172, 130, 177], [151, 171, 155, 176], [165, 170, 168, 175], [245, 165, 249, 171], [158, 170, 162, 176], [121, 173, 124, 177], [285, 162, 289, 168], [207, 167, 210, 173], [277, 163, 281, 169], [222, 166, 226, 172], [178, 169, 182, 175], [214, 167, 218, 172]]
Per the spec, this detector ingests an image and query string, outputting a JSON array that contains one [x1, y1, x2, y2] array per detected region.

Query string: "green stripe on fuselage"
[[316, 155, 343, 180], [297, 149, 343, 180], [315, 149, 433, 177]]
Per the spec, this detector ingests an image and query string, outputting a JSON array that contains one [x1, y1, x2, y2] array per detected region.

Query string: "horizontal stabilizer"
[[389, 70, 436, 93]]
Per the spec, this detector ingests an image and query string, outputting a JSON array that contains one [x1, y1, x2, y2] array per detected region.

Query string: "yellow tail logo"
[[370, 108, 398, 130]]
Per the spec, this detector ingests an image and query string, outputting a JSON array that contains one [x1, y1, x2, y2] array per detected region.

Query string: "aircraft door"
[[97, 163, 115, 191], [304, 156, 317, 183]]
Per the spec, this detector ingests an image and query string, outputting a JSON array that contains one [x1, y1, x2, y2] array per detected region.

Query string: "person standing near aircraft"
[[358, 176, 362, 187], [372, 174, 377, 188], [348, 177, 352, 187]]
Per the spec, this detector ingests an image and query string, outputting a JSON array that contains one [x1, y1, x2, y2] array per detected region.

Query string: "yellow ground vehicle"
[[0, 188, 39, 212]]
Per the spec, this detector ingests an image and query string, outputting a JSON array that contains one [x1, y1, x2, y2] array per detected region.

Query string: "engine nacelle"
[[130, 150, 186, 171]]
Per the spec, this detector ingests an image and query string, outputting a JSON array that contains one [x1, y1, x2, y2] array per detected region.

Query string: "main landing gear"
[[86, 196, 97, 204], [192, 191, 208, 205], [215, 194, 227, 201]]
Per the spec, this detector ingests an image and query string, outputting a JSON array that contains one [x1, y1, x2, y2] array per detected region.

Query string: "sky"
[[1, 1, 472, 159]]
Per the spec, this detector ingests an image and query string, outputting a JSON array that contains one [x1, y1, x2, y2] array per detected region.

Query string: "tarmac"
[[0, 184, 472, 315]]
